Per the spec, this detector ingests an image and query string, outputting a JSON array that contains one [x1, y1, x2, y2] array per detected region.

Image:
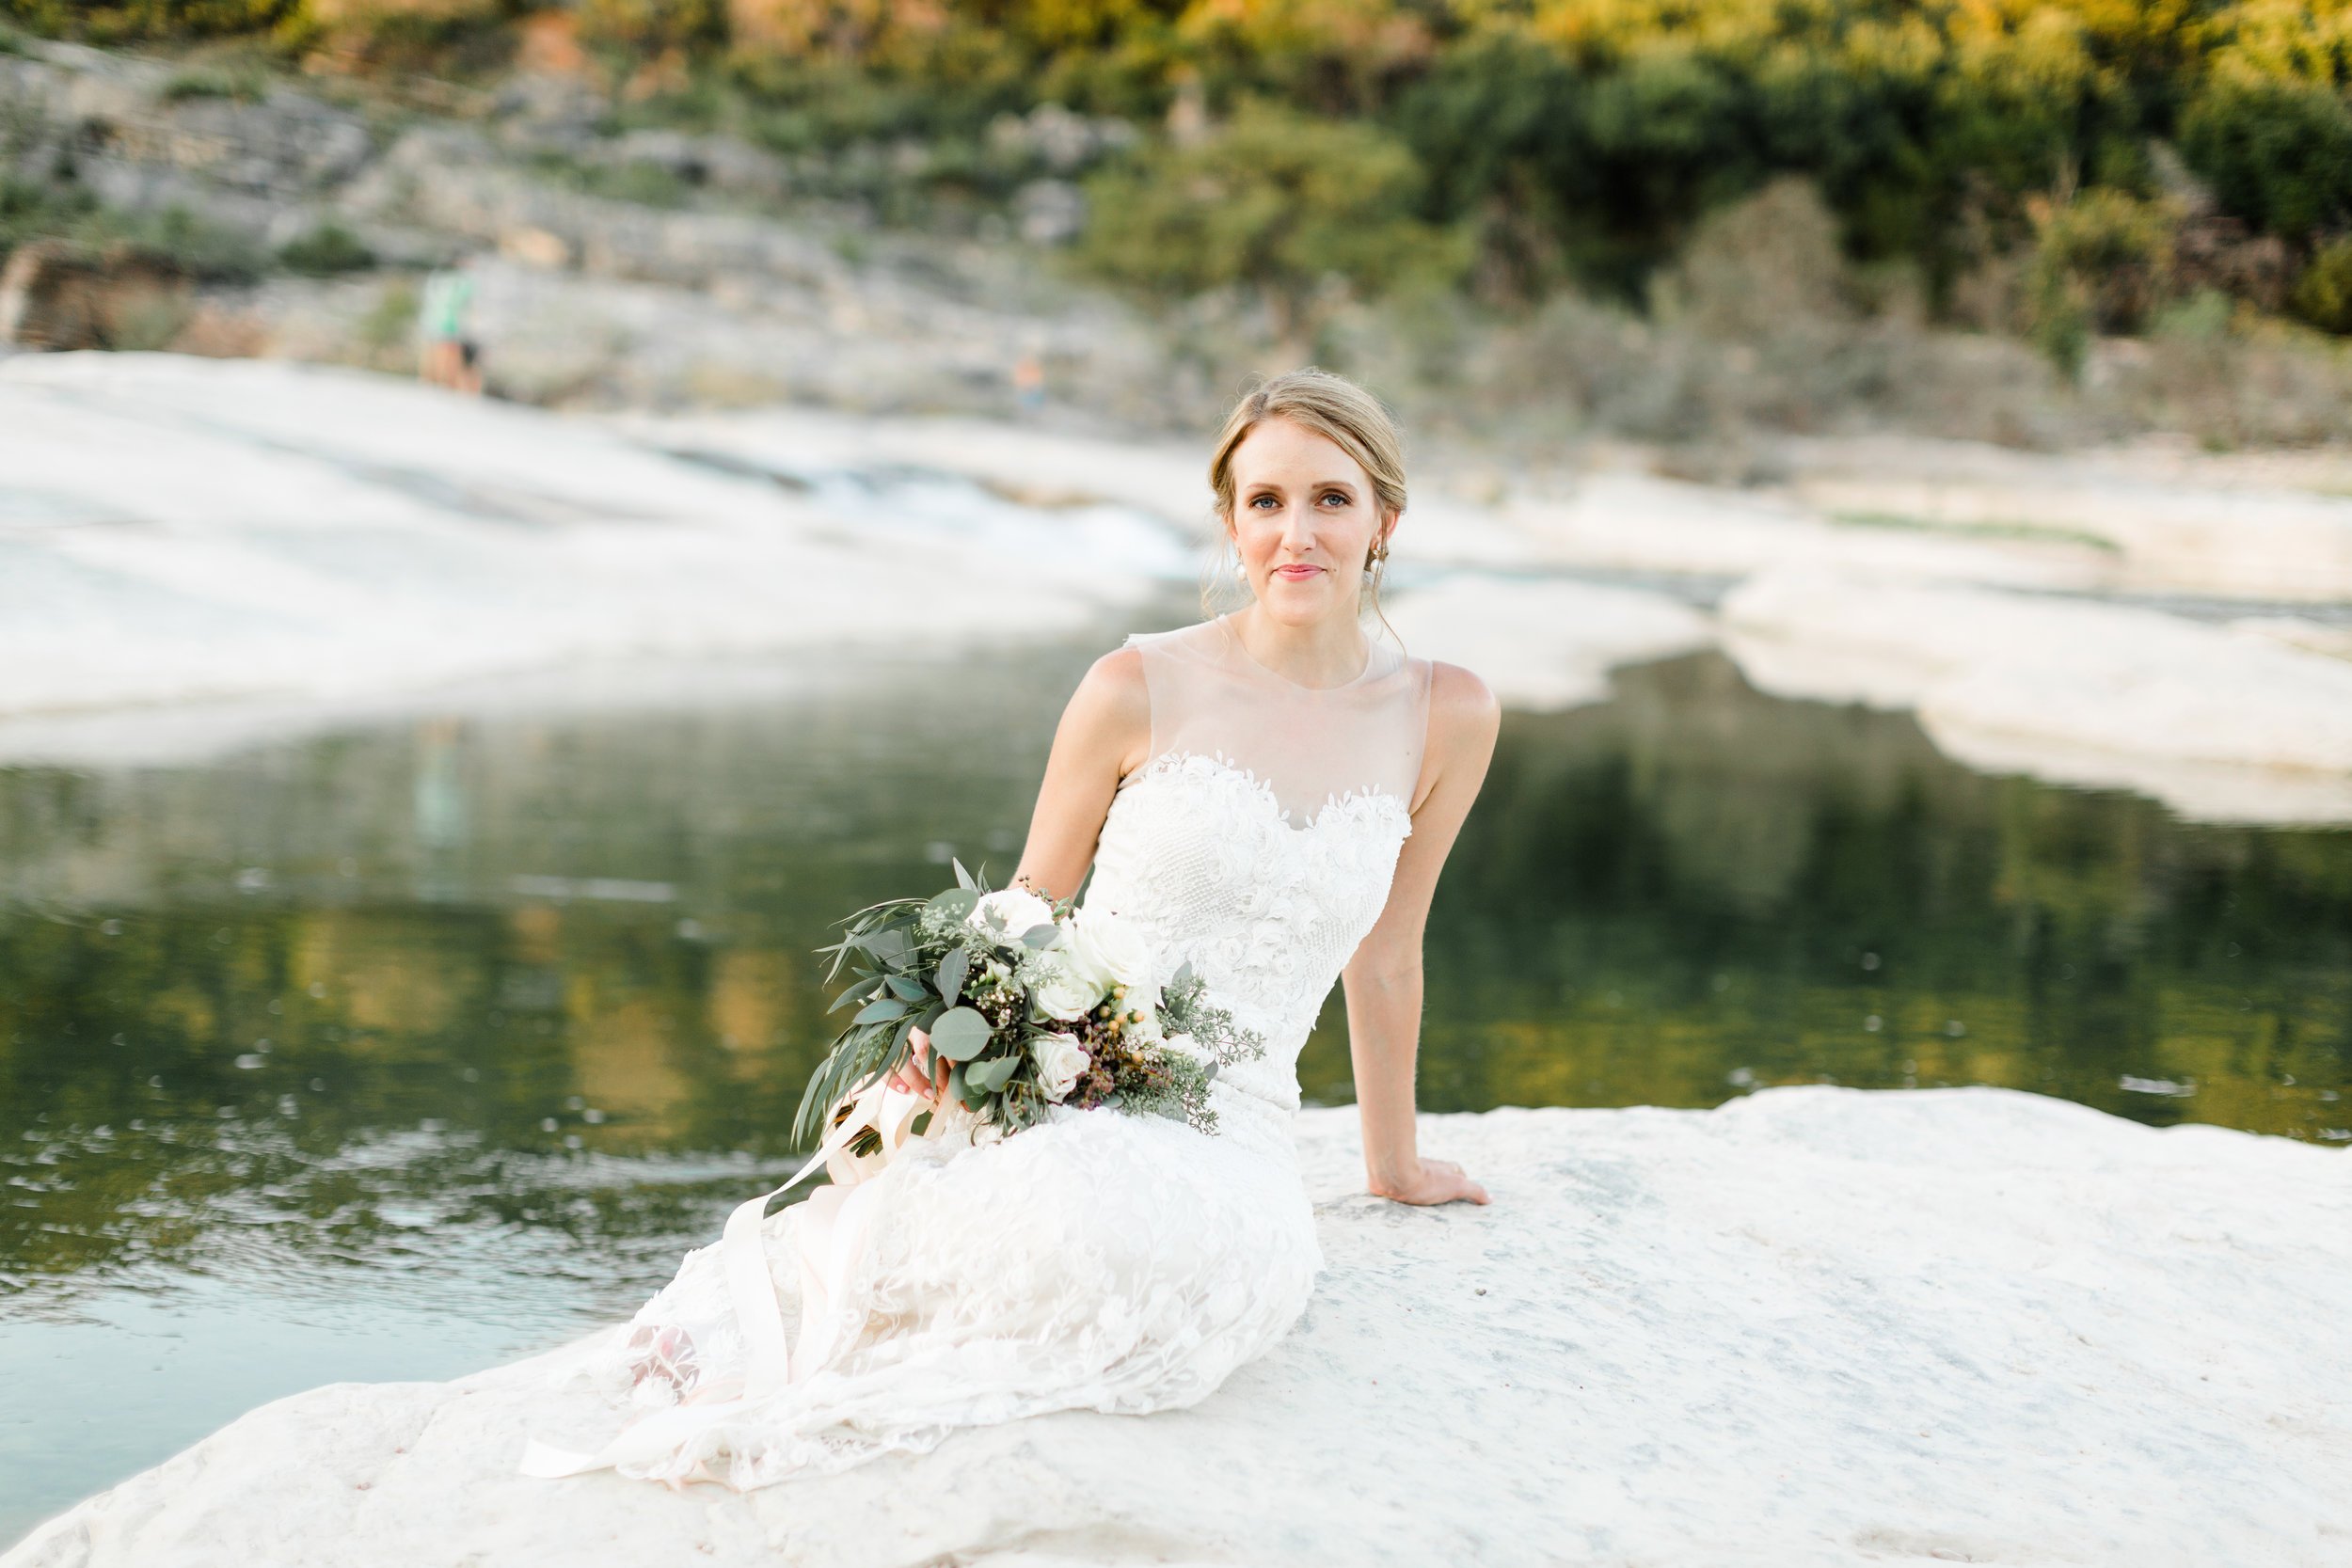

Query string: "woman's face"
[[1224, 417, 1395, 629]]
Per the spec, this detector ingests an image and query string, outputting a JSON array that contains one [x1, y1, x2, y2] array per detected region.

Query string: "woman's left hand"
[[885, 1026, 952, 1103], [1368, 1157, 1490, 1206]]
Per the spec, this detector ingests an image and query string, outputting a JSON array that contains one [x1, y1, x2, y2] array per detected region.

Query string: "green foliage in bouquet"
[[792, 859, 1263, 1149]]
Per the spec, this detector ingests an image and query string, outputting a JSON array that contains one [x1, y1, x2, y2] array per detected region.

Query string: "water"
[[4, 632, 2347, 1544]]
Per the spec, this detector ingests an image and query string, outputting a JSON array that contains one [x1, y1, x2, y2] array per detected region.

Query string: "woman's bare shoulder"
[[1425, 659, 1500, 760], [1075, 644, 1149, 717], [1052, 643, 1151, 774]]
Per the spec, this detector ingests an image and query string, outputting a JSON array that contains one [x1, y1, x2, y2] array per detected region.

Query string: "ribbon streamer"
[[518, 1076, 931, 1481]]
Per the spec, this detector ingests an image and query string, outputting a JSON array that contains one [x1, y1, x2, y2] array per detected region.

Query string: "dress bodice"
[[1079, 615, 1434, 1118]]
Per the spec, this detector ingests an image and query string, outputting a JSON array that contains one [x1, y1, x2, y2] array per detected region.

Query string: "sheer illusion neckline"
[[1120, 748, 1413, 836], [1215, 611, 1376, 693]]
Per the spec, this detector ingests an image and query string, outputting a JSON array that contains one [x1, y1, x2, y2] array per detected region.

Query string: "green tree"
[[2179, 77, 2352, 242], [0, 0, 300, 40], [1077, 98, 1469, 355]]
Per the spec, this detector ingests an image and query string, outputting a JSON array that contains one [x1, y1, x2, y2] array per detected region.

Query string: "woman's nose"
[[1277, 501, 1317, 553]]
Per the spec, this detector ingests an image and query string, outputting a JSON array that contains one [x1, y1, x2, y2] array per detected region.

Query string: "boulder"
[[5, 1088, 2345, 1567]]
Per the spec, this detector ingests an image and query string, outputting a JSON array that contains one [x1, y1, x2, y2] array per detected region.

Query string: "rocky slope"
[[0, 38, 1195, 421]]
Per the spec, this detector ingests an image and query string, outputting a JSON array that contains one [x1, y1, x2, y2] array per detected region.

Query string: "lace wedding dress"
[[520, 613, 1435, 1490]]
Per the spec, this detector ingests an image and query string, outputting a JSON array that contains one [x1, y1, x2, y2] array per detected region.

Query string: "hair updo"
[[1201, 368, 1407, 624]]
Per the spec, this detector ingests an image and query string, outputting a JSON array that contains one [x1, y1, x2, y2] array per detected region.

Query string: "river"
[[3, 612, 2348, 1545]]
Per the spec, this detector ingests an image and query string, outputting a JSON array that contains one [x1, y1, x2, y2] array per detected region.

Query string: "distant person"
[[1011, 349, 1045, 416], [418, 263, 482, 395]]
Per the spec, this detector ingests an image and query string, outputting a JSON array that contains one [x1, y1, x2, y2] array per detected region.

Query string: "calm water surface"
[[5, 630, 2348, 1542]]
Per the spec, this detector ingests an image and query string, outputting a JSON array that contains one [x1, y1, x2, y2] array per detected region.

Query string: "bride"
[[518, 367, 1500, 1492]]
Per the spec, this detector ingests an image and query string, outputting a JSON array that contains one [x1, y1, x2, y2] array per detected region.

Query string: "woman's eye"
[[1320, 493, 1346, 506]]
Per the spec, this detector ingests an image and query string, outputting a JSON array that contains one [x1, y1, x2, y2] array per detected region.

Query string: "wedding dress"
[[519, 612, 1435, 1491]]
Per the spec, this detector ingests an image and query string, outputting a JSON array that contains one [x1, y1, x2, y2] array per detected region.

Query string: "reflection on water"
[[3, 636, 2348, 1541]]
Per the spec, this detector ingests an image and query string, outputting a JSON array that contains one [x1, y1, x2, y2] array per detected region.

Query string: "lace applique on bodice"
[[1080, 615, 1435, 1118]]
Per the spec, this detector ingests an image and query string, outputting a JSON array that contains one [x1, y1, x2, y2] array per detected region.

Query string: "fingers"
[[1415, 1160, 1490, 1207]]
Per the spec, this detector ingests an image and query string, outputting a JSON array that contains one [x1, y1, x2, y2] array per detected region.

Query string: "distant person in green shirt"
[[418, 262, 482, 395]]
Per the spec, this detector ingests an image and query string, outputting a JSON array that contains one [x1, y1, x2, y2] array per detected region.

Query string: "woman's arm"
[[1009, 647, 1152, 903], [1340, 661, 1502, 1206], [895, 649, 1149, 1101]]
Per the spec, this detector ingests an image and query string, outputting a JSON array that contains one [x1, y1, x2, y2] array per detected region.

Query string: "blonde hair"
[[1200, 368, 1406, 633]]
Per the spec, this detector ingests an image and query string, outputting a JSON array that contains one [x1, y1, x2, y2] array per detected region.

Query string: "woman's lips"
[[1274, 563, 1322, 579]]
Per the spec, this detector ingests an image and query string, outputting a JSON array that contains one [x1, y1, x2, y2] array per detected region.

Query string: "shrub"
[[1076, 98, 1469, 348], [2179, 77, 2352, 244], [1652, 177, 1853, 342], [0, 0, 300, 43], [2291, 235, 2352, 335], [2026, 187, 2178, 334], [162, 61, 272, 102], [575, 0, 723, 59], [276, 221, 374, 275]]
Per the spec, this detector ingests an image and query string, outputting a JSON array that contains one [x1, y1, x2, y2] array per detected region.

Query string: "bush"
[[0, 0, 300, 43], [276, 221, 373, 275], [1077, 98, 1468, 348], [2291, 235, 2352, 335], [2026, 187, 2178, 335], [1653, 177, 1854, 342], [574, 0, 722, 59], [0, 176, 96, 266], [2179, 78, 2352, 244], [1, 179, 266, 283], [162, 61, 273, 102]]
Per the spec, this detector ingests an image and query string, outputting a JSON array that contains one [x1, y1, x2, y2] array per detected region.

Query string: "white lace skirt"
[[548, 1092, 1320, 1491]]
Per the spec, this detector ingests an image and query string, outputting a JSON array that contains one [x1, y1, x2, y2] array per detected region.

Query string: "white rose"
[[1025, 951, 1104, 1021], [968, 887, 1056, 942], [1034, 1031, 1090, 1102], [1066, 909, 1159, 1012]]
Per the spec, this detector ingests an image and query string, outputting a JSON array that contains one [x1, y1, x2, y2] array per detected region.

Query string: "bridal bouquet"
[[792, 863, 1264, 1152]]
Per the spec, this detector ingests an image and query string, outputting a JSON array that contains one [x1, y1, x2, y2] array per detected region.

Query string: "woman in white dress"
[[520, 367, 1501, 1492]]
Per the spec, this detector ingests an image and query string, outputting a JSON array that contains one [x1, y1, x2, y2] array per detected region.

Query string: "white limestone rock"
[[1499, 471, 2116, 590], [1380, 575, 1715, 710], [1782, 432, 2352, 602], [8, 1088, 2346, 1567], [1724, 568, 2352, 824], [0, 354, 1164, 750]]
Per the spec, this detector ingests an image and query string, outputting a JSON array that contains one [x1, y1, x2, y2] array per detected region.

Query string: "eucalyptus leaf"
[[853, 996, 909, 1025], [828, 980, 876, 1014], [926, 887, 980, 924], [953, 857, 977, 891], [910, 1110, 932, 1138], [967, 1054, 1020, 1092], [883, 974, 928, 1003], [946, 1062, 968, 1105], [927, 1006, 993, 1062], [1019, 923, 1058, 949], [862, 927, 909, 963], [1171, 959, 1195, 990], [936, 946, 970, 1006]]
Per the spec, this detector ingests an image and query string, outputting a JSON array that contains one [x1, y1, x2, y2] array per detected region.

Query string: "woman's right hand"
[[886, 1027, 952, 1103], [1368, 1156, 1490, 1207]]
